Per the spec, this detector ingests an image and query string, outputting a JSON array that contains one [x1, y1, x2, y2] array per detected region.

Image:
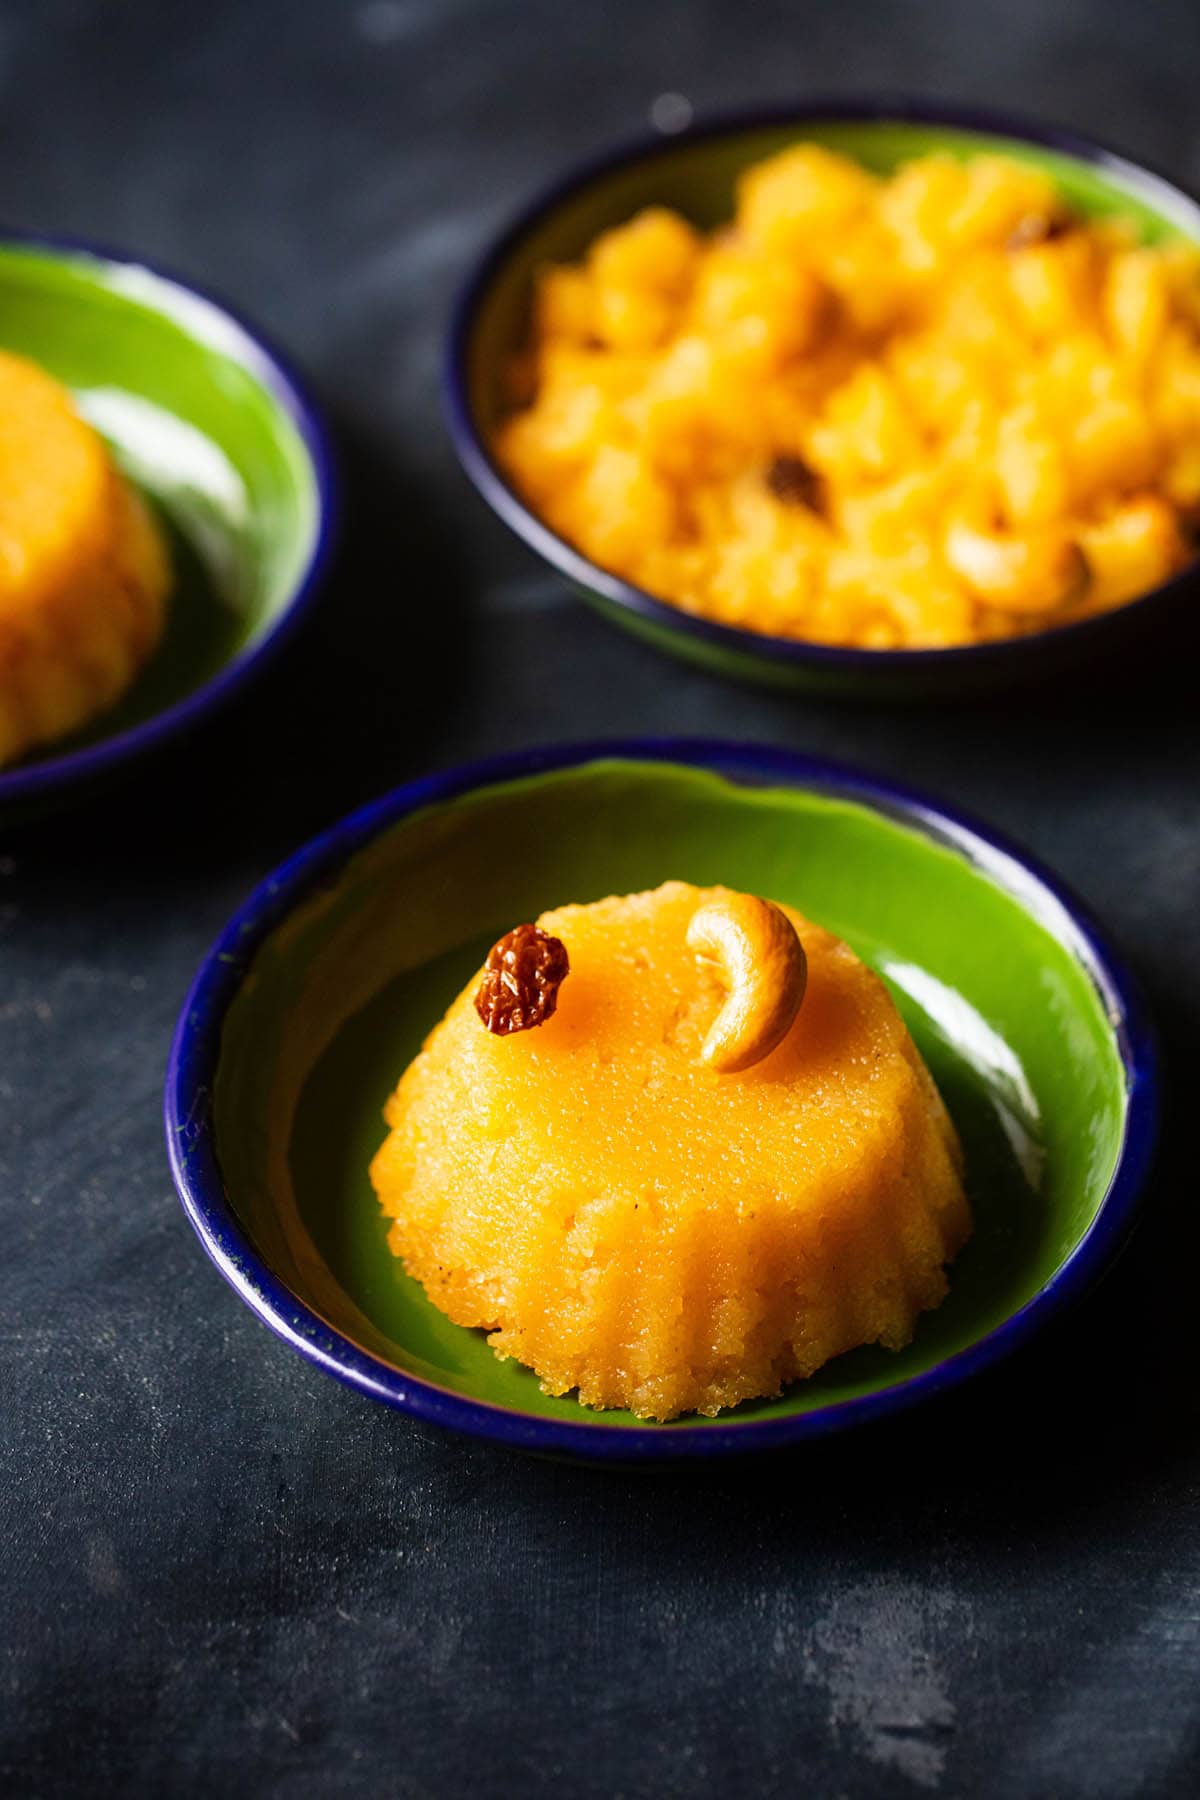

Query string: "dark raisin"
[[1177, 504, 1200, 553], [474, 924, 570, 1035], [766, 454, 825, 512], [1006, 210, 1076, 251]]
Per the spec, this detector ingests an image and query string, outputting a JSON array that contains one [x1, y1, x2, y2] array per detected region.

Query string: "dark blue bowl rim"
[[444, 95, 1200, 676], [0, 227, 337, 807], [165, 737, 1160, 1462]]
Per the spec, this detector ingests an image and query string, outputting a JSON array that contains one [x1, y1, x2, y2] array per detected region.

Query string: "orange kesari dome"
[[371, 881, 970, 1420]]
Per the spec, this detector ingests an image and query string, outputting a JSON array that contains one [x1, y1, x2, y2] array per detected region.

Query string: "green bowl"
[[447, 99, 1200, 698], [0, 233, 332, 812], [166, 742, 1157, 1461]]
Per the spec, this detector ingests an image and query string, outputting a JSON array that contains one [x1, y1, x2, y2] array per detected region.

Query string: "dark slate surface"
[[4, 1, 1200, 1793]]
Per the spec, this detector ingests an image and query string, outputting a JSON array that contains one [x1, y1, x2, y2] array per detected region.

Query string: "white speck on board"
[[650, 92, 693, 134], [358, 1, 412, 44], [85, 1535, 123, 1597], [803, 1579, 961, 1789]]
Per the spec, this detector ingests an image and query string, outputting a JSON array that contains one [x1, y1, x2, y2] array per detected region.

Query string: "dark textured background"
[[4, 2, 1200, 1794]]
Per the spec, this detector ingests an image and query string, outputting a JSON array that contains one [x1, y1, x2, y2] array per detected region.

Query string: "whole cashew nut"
[[687, 894, 807, 1073], [943, 521, 1089, 615]]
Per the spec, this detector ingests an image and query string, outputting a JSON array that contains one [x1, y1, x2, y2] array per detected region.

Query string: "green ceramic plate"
[[447, 100, 1200, 697], [166, 743, 1157, 1461], [0, 234, 332, 811]]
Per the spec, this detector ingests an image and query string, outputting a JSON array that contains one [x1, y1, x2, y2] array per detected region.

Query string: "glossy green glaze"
[[459, 115, 1200, 697], [0, 243, 321, 760], [213, 760, 1127, 1429]]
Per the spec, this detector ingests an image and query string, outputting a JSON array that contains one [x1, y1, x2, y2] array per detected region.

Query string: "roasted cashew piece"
[[687, 894, 807, 1073], [944, 521, 1089, 615]]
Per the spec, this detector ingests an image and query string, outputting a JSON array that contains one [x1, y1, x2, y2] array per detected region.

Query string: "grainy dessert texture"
[[0, 350, 169, 767], [497, 146, 1200, 649], [371, 881, 970, 1420]]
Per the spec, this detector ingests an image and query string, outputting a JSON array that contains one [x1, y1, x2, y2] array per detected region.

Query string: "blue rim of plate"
[[444, 96, 1200, 680], [0, 228, 337, 809], [165, 738, 1160, 1461]]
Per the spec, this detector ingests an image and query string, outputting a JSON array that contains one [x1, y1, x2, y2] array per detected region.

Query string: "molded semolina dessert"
[[370, 881, 970, 1421], [0, 350, 169, 767]]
